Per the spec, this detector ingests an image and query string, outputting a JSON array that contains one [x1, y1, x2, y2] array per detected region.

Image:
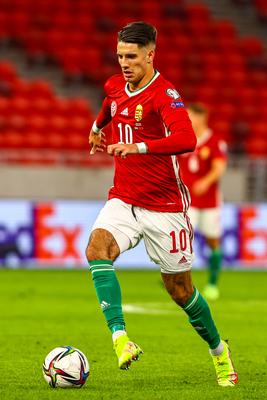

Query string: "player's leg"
[[85, 199, 143, 369], [140, 209, 237, 386], [204, 237, 221, 300], [86, 228, 124, 333], [186, 206, 199, 231], [161, 271, 237, 386], [199, 209, 222, 300], [161, 271, 221, 351]]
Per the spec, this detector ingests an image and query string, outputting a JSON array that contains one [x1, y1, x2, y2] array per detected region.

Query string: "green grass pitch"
[[0, 269, 266, 400]]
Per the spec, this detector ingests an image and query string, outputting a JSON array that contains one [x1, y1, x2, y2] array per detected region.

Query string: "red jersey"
[[178, 130, 227, 209], [95, 71, 196, 212]]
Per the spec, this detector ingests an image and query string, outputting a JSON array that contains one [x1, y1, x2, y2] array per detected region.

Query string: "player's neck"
[[196, 125, 208, 138], [128, 68, 156, 92]]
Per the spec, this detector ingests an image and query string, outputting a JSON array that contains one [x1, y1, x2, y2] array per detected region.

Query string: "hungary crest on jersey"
[[135, 104, 143, 121]]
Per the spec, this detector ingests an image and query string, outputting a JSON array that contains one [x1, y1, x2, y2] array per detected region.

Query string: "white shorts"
[[187, 207, 221, 238], [91, 198, 194, 274]]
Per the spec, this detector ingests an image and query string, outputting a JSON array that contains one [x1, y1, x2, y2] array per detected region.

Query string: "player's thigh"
[[87, 228, 120, 261], [90, 198, 142, 254], [187, 207, 200, 230], [140, 210, 194, 273], [199, 208, 222, 238]]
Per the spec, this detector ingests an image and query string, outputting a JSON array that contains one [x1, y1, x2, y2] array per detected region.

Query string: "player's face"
[[117, 41, 154, 88], [188, 110, 207, 134]]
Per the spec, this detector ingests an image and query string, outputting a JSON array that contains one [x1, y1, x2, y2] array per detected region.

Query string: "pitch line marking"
[[122, 303, 178, 315]]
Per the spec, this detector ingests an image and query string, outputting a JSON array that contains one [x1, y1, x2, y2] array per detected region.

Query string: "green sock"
[[89, 260, 125, 333], [208, 248, 222, 285], [183, 287, 220, 349]]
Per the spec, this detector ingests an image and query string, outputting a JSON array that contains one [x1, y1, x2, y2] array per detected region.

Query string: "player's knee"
[[162, 272, 194, 307], [206, 237, 220, 249], [170, 286, 194, 307], [85, 244, 100, 262], [85, 229, 120, 262]]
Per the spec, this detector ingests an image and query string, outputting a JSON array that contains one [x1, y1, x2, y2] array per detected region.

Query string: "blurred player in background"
[[179, 104, 227, 300], [86, 22, 237, 387]]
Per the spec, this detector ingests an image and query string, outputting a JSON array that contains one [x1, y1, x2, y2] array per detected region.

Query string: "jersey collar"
[[197, 128, 212, 147], [124, 70, 160, 97]]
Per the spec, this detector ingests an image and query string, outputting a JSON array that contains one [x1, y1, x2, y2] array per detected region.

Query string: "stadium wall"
[[0, 165, 246, 201], [0, 199, 266, 269]]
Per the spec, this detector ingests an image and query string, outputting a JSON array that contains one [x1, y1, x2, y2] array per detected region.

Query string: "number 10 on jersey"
[[118, 123, 133, 144], [169, 230, 192, 253]]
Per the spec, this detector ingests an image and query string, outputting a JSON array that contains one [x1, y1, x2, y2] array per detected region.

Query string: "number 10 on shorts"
[[169, 230, 192, 253]]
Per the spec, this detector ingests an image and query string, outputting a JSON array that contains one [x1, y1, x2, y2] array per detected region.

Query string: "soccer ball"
[[42, 346, 90, 388]]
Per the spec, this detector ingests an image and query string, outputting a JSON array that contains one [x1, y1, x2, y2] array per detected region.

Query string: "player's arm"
[[107, 142, 145, 158], [192, 158, 227, 196], [89, 97, 111, 155], [107, 113, 196, 157], [108, 96, 196, 158], [141, 92, 196, 155]]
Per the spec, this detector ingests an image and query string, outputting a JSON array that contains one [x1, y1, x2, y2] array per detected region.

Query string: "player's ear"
[[147, 48, 155, 64]]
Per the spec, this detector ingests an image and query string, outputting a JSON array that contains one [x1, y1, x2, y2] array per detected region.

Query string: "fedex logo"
[[239, 206, 267, 264], [35, 204, 81, 262], [1, 201, 267, 268], [193, 204, 267, 268], [0, 202, 83, 265], [0, 202, 34, 264]]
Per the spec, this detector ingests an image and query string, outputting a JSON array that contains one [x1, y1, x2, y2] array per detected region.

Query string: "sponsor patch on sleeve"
[[170, 101, 184, 108]]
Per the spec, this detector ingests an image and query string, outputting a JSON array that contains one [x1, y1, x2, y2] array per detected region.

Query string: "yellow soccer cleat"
[[211, 340, 238, 387], [113, 335, 143, 370], [203, 284, 220, 301]]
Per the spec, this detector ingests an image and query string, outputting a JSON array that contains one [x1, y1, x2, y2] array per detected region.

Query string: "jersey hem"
[[108, 194, 185, 213]]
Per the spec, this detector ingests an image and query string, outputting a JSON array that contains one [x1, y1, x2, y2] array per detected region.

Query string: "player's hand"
[[107, 143, 139, 158], [89, 129, 106, 155], [192, 178, 210, 196]]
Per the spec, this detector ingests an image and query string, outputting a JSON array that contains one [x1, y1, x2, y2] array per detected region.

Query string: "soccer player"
[[86, 22, 238, 387], [178, 104, 227, 300]]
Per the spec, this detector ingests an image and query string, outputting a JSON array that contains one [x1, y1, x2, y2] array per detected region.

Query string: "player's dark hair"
[[188, 103, 208, 115], [118, 21, 157, 47]]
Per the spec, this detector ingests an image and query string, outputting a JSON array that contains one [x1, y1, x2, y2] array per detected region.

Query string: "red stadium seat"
[[186, 4, 210, 22], [250, 121, 266, 137], [32, 98, 52, 116], [46, 131, 66, 149], [27, 114, 48, 133], [239, 37, 264, 57], [67, 98, 93, 119], [66, 132, 88, 150], [47, 116, 68, 134], [69, 116, 89, 134], [216, 103, 237, 121], [3, 130, 25, 148], [0, 0, 266, 162], [227, 70, 247, 86], [238, 104, 259, 123], [28, 80, 54, 99], [204, 69, 225, 85], [195, 86, 217, 105], [246, 137, 267, 157], [209, 120, 232, 141], [211, 20, 237, 38], [13, 78, 32, 97], [0, 98, 10, 116], [237, 87, 257, 105], [8, 11, 30, 36], [249, 71, 267, 86], [258, 88, 267, 103], [6, 114, 27, 132], [24, 130, 47, 149], [0, 61, 17, 82]]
